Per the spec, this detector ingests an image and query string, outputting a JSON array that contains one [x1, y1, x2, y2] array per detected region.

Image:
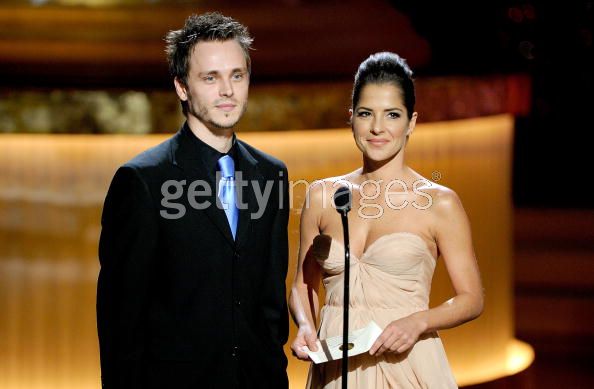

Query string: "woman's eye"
[[387, 112, 401, 119], [357, 111, 370, 117]]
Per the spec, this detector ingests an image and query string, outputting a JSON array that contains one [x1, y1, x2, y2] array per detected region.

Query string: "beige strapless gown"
[[306, 232, 458, 389]]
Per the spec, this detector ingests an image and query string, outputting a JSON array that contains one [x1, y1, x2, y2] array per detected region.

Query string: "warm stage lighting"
[[0, 114, 532, 388]]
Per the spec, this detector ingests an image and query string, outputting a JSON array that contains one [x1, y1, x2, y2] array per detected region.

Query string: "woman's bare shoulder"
[[418, 181, 466, 221], [404, 171, 462, 211], [308, 173, 356, 197], [304, 174, 354, 210]]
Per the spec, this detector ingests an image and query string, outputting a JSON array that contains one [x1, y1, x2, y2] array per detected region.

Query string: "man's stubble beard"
[[190, 97, 248, 130]]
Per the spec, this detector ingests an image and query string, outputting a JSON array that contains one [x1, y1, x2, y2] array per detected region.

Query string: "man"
[[97, 12, 289, 389]]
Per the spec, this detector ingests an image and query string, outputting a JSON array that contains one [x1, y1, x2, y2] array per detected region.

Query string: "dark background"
[[395, 1, 593, 208]]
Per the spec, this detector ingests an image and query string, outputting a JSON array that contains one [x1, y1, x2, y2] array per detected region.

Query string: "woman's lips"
[[367, 139, 389, 146]]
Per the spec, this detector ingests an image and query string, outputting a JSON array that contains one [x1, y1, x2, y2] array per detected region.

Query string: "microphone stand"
[[339, 207, 350, 389], [333, 185, 352, 389]]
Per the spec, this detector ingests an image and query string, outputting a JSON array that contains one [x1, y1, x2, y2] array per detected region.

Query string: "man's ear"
[[174, 77, 188, 101]]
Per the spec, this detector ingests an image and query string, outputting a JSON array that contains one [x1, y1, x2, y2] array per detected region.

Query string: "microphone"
[[333, 185, 352, 215], [333, 185, 352, 389]]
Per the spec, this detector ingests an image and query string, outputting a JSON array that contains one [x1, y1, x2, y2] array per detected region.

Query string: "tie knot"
[[217, 155, 235, 179]]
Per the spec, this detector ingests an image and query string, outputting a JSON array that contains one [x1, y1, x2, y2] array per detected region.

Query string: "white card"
[[301, 321, 383, 364]]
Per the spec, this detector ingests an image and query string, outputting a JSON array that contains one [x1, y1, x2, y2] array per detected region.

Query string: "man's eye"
[[232, 73, 244, 80], [203, 76, 215, 82]]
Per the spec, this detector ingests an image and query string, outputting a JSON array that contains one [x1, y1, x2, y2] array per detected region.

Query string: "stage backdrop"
[[0, 114, 532, 388]]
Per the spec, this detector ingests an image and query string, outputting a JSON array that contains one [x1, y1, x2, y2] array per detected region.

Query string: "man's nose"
[[219, 78, 233, 97]]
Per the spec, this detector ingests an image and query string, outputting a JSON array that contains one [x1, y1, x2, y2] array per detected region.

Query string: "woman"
[[289, 52, 484, 388]]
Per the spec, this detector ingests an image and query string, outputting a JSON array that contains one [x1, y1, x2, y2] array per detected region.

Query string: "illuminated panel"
[[0, 114, 531, 388]]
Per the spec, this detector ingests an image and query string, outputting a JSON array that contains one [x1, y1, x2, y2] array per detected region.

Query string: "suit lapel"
[[170, 128, 236, 247], [235, 141, 263, 250]]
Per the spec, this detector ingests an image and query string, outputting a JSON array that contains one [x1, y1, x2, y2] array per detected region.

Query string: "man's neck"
[[187, 118, 234, 153]]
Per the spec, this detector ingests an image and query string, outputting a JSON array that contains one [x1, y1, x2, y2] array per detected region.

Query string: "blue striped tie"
[[217, 155, 238, 239]]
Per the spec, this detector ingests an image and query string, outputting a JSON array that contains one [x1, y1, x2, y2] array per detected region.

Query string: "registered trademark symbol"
[[431, 171, 442, 182]]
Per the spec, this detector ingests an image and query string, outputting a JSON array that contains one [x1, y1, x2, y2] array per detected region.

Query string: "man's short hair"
[[165, 12, 253, 86]]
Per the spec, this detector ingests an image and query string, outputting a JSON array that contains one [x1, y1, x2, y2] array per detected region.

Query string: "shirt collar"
[[181, 122, 237, 178]]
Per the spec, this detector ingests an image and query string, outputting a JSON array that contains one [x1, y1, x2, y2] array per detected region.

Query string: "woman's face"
[[351, 83, 417, 163]]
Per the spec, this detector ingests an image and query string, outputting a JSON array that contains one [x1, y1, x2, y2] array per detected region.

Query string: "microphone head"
[[333, 185, 352, 214]]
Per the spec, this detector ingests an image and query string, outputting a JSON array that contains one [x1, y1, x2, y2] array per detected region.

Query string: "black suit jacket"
[[97, 125, 289, 389]]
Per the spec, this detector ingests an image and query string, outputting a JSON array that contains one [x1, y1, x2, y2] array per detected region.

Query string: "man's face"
[[175, 39, 249, 131]]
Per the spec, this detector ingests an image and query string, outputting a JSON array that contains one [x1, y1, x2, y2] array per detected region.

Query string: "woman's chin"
[[364, 150, 398, 163]]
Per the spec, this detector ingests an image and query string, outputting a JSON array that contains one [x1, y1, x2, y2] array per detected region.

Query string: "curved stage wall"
[[0, 114, 532, 388]]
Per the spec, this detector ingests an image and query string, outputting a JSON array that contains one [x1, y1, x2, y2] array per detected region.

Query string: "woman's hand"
[[291, 324, 319, 361], [369, 313, 427, 356]]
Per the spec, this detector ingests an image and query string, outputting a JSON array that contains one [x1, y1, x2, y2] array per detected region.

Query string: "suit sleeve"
[[260, 164, 290, 349], [97, 165, 158, 388]]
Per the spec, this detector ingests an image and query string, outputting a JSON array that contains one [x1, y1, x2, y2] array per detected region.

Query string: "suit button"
[[234, 298, 241, 306], [232, 345, 240, 357], [233, 252, 240, 260]]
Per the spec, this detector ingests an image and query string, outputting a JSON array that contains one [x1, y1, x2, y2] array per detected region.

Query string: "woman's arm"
[[371, 187, 484, 356], [288, 182, 325, 360]]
